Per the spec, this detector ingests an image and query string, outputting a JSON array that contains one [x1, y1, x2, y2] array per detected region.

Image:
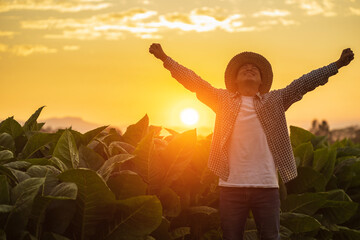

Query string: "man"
[[149, 43, 354, 240]]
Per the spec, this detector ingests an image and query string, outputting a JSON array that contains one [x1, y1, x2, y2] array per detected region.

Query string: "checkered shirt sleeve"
[[163, 56, 225, 112]]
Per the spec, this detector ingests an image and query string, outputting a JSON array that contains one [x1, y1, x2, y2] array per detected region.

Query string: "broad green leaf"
[[26, 165, 61, 195], [280, 212, 321, 234], [334, 226, 360, 239], [21, 132, 58, 159], [0, 150, 13, 161], [170, 227, 191, 239], [150, 217, 171, 240], [0, 175, 10, 204], [49, 157, 68, 172], [82, 125, 109, 146], [131, 130, 155, 182], [0, 204, 14, 213], [53, 130, 79, 169], [123, 114, 149, 146], [78, 145, 105, 171], [28, 182, 77, 238], [3, 161, 31, 170], [334, 158, 360, 190], [97, 154, 135, 181], [0, 165, 18, 185], [5, 177, 45, 239], [10, 168, 30, 182], [161, 129, 197, 187], [0, 132, 15, 153], [107, 170, 147, 200], [290, 126, 314, 149], [321, 147, 337, 183], [294, 142, 313, 167], [104, 195, 162, 240], [281, 192, 328, 215], [320, 189, 358, 224], [23, 106, 45, 136], [286, 167, 327, 194], [313, 148, 329, 172], [58, 169, 115, 240], [108, 141, 130, 156], [41, 232, 71, 240], [0, 117, 24, 139], [159, 187, 181, 217]]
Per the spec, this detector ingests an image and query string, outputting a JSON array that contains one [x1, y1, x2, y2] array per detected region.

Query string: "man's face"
[[235, 63, 262, 90]]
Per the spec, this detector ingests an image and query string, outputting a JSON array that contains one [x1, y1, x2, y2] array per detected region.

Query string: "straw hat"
[[225, 51, 273, 94]]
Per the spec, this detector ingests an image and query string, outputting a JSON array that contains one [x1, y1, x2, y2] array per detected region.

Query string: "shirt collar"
[[230, 91, 263, 100]]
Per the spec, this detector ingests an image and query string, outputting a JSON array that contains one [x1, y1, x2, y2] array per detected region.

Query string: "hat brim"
[[225, 52, 273, 94]]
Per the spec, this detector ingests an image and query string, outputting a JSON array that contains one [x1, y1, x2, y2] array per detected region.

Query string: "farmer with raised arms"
[[149, 43, 354, 240]]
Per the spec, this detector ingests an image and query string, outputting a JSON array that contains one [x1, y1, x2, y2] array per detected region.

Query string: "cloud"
[[285, 0, 337, 16], [0, 0, 110, 13], [253, 9, 291, 17], [349, 7, 360, 16], [63, 45, 80, 51], [11, 45, 57, 56], [0, 44, 8, 52], [0, 31, 17, 38]]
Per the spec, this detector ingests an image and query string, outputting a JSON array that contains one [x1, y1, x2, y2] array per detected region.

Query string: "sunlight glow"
[[180, 108, 199, 125]]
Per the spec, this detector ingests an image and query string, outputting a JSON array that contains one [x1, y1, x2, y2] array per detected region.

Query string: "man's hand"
[[149, 43, 168, 62], [336, 48, 354, 69]]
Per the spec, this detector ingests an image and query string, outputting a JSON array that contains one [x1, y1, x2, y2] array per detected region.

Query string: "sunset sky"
[[1, 0, 359, 135]]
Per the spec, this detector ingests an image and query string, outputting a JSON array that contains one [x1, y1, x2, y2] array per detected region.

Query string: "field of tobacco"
[[1, 106, 360, 239]]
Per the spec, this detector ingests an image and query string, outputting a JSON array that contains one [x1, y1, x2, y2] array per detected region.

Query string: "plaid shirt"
[[163, 57, 338, 183]]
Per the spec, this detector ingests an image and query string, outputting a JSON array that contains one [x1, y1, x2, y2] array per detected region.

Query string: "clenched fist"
[[149, 43, 168, 61], [336, 48, 355, 69]]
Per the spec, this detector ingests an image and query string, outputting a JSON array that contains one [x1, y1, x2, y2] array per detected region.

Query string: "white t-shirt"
[[218, 95, 279, 188]]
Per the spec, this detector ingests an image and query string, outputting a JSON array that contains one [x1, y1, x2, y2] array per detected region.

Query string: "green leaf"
[[290, 126, 314, 149], [131, 130, 155, 182], [58, 169, 115, 240], [123, 114, 149, 146], [334, 226, 360, 239], [26, 165, 61, 195], [21, 132, 58, 159], [170, 227, 191, 239], [334, 158, 360, 190], [97, 154, 135, 181], [286, 167, 327, 194], [158, 187, 181, 217], [313, 148, 329, 172], [281, 192, 328, 215], [41, 232, 71, 240], [104, 195, 162, 240], [0, 132, 15, 153], [150, 217, 171, 240], [5, 177, 45, 239], [3, 160, 31, 170], [23, 106, 45, 136], [0, 165, 18, 185], [0, 117, 24, 139], [78, 145, 105, 171], [0, 150, 14, 161], [160, 129, 197, 188], [321, 147, 337, 183], [320, 189, 358, 224], [0, 175, 10, 204], [294, 142, 314, 168], [107, 170, 147, 200], [53, 130, 79, 169], [28, 182, 77, 238], [280, 212, 321, 234], [82, 126, 109, 146]]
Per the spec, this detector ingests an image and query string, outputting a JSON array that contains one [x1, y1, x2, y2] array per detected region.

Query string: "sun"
[[180, 108, 199, 125]]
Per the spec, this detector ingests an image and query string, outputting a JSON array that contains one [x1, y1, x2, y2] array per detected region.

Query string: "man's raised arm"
[[149, 43, 224, 112], [280, 48, 355, 111]]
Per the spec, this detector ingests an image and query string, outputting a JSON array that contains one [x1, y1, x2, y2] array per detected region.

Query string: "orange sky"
[[1, 0, 360, 135]]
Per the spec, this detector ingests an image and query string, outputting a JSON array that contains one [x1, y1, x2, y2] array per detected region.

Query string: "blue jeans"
[[218, 187, 280, 240]]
